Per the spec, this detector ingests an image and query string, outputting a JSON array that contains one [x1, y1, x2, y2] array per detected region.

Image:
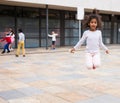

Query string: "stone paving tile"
[[8, 96, 42, 103], [76, 94, 120, 103], [77, 86, 103, 98], [103, 88, 120, 97], [56, 73, 86, 81], [28, 80, 52, 88], [0, 45, 120, 103], [0, 79, 29, 90], [0, 87, 44, 101], [36, 93, 71, 103], [41, 86, 69, 94], [17, 87, 44, 96], [17, 75, 48, 83], [0, 90, 26, 100], [56, 92, 88, 103], [0, 74, 9, 80], [0, 98, 8, 103], [8, 94, 71, 103], [0, 80, 14, 92]]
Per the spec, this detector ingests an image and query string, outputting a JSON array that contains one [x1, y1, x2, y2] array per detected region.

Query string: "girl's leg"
[[16, 42, 21, 56], [1, 44, 7, 53], [93, 53, 101, 69], [86, 53, 93, 69], [21, 41, 25, 56], [52, 41, 55, 49], [53, 41, 56, 49], [6, 43, 10, 53], [51, 41, 54, 49], [9, 43, 11, 50], [51, 45, 54, 49]]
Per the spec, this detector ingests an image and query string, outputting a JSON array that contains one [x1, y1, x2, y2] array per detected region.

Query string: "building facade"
[[0, 0, 120, 48]]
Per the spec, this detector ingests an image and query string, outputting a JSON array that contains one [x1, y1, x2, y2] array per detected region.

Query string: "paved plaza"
[[0, 45, 120, 103]]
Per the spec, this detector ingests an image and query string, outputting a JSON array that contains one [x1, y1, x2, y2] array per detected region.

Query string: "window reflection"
[[41, 10, 60, 46], [0, 5, 15, 48], [17, 7, 39, 18], [64, 11, 79, 46], [17, 7, 40, 47]]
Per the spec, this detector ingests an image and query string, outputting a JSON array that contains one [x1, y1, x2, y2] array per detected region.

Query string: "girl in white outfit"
[[70, 9, 109, 69], [48, 31, 58, 49], [9, 28, 15, 51]]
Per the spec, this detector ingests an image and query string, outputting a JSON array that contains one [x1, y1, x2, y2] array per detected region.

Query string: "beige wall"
[[1, 0, 120, 13], [79, 0, 120, 12], [3, 0, 77, 7]]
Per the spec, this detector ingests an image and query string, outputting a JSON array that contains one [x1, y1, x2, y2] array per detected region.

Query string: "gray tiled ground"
[[76, 94, 120, 103], [0, 45, 120, 103], [18, 75, 48, 83], [0, 90, 25, 100], [17, 87, 44, 96]]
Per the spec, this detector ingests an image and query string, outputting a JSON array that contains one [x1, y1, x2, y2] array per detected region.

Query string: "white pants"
[[86, 52, 101, 69]]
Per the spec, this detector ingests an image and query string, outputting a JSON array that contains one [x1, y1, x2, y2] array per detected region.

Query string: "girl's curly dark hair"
[[82, 9, 102, 30]]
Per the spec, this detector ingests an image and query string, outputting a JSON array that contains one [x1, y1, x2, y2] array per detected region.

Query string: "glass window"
[[65, 29, 79, 37], [41, 38, 60, 47], [41, 19, 60, 28], [17, 7, 39, 18], [41, 38, 52, 47], [0, 5, 15, 16], [65, 12, 76, 20], [49, 10, 60, 19], [64, 11, 79, 46], [102, 21, 111, 44], [41, 19, 46, 28], [41, 10, 60, 28], [17, 7, 39, 48], [113, 22, 117, 43], [117, 23, 120, 43], [41, 10, 60, 46], [65, 20, 78, 28], [25, 39, 39, 48], [41, 29, 60, 38], [49, 19, 60, 28], [0, 5, 15, 48], [65, 37, 79, 46], [17, 18, 39, 37]]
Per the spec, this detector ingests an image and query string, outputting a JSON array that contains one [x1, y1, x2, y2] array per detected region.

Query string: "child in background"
[[70, 9, 109, 70], [0, 33, 11, 54], [16, 29, 25, 57], [9, 28, 15, 51], [48, 31, 58, 50]]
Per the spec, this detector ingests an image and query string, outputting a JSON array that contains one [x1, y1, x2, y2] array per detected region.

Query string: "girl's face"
[[89, 18, 97, 31], [52, 31, 55, 34]]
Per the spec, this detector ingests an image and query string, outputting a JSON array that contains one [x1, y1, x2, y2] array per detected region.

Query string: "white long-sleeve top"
[[11, 34, 15, 43], [18, 32, 25, 42], [48, 33, 58, 41], [74, 30, 108, 53]]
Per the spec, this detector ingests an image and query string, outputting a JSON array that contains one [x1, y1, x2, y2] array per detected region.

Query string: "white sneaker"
[[10, 48, 14, 51]]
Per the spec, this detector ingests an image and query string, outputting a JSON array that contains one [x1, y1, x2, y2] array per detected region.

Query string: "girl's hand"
[[106, 50, 109, 54], [69, 48, 75, 53]]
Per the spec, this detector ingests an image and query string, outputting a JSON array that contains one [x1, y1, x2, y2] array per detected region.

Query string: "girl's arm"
[[0, 38, 5, 42], [99, 32, 109, 54], [55, 33, 58, 36], [74, 32, 87, 50], [48, 34, 52, 37], [70, 32, 87, 53]]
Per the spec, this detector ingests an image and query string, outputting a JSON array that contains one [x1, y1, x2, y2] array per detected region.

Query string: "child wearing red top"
[[0, 34, 11, 54]]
